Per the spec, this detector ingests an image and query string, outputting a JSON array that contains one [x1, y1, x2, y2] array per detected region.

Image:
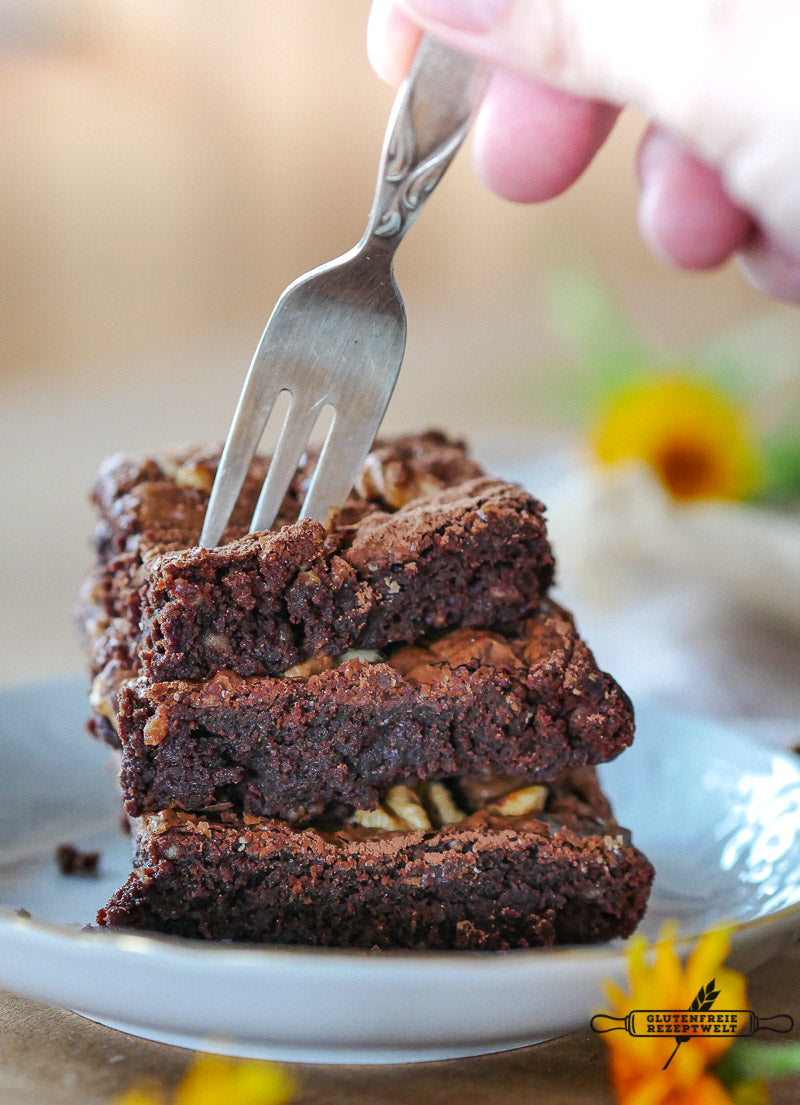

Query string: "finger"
[[395, 0, 800, 251], [473, 70, 619, 203], [636, 126, 753, 271], [367, 0, 421, 86], [737, 232, 800, 304], [393, 0, 760, 111]]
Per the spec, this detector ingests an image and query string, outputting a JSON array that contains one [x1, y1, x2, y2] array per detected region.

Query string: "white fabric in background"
[[498, 451, 800, 751]]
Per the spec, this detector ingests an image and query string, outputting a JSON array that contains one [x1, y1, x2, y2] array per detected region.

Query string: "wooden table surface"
[[1, 942, 798, 1105]]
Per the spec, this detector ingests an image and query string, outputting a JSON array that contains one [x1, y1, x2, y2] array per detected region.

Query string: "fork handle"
[[364, 34, 490, 249]]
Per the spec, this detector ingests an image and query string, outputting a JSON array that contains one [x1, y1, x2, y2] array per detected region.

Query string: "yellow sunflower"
[[591, 376, 762, 502], [600, 924, 767, 1105], [115, 1053, 296, 1105]]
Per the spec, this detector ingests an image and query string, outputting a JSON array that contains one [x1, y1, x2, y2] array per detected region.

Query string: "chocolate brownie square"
[[98, 767, 654, 949], [119, 602, 633, 823]]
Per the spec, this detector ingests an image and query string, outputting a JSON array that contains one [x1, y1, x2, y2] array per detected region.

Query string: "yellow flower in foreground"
[[591, 376, 762, 501], [600, 924, 767, 1105], [116, 1053, 296, 1105]]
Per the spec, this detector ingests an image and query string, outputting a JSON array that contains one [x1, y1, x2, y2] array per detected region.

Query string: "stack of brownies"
[[79, 430, 653, 949]]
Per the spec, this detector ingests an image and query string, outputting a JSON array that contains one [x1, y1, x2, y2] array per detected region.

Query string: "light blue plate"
[[0, 677, 798, 1063]]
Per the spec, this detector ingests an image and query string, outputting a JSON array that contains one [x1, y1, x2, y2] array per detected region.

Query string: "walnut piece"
[[488, 785, 549, 817], [355, 451, 444, 509], [174, 460, 215, 493], [383, 785, 432, 830], [282, 656, 335, 679]]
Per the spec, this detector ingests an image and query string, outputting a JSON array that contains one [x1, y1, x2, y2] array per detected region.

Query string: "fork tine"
[[199, 372, 288, 548], [299, 411, 380, 524], [249, 396, 324, 534]]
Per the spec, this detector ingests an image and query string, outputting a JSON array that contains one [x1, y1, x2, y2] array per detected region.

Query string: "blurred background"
[[1, 0, 799, 713]]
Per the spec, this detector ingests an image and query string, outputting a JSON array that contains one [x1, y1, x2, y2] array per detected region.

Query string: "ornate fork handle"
[[365, 34, 490, 247]]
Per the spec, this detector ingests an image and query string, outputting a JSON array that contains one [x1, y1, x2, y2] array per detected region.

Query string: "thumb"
[[393, 0, 771, 117], [395, 0, 800, 251]]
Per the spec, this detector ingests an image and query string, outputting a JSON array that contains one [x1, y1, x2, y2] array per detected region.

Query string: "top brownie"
[[83, 432, 555, 686], [138, 478, 554, 682], [81, 431, 488, 695]]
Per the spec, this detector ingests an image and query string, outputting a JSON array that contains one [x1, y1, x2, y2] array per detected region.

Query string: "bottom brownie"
[[98, 769, 653, 949]]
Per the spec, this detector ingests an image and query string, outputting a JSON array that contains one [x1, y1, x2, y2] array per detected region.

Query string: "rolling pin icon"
[[591, 1011, 794, 1037]]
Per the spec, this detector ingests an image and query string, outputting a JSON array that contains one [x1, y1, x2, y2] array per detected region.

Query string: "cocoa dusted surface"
[[98, 769, 654, 949], [119, 602, 633, 822]]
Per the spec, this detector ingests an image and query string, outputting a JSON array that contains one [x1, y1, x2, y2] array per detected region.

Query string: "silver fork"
[[199, 35, 489, 548]]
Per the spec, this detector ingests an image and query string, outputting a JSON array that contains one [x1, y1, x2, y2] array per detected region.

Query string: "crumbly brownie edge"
[[97, 809, 654, 949]]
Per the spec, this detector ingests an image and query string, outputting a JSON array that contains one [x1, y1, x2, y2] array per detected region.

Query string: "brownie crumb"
[[56, 843, 101, 876]]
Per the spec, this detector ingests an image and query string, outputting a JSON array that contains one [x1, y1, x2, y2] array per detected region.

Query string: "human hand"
[[368, 0, 800, 302]]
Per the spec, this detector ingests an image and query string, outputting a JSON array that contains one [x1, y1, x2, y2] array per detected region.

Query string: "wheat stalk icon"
[[662, 979, 721, 1069]]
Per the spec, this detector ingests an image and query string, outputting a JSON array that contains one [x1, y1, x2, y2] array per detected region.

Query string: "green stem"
[[716, 1041, 800, 1084]]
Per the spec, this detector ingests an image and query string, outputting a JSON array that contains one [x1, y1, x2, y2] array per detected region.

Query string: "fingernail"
[[403, 0, 510, 34]]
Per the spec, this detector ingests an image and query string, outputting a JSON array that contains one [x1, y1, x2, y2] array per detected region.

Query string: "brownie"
[[83, 431, 484, 659], [80, 435, 500, 666], [137, 478, 553, 682], [97, 767, 654, 949], [119, 601, 633, 822]]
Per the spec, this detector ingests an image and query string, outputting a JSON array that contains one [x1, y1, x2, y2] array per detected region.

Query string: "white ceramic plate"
[[1, 677, 799, 1064]]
